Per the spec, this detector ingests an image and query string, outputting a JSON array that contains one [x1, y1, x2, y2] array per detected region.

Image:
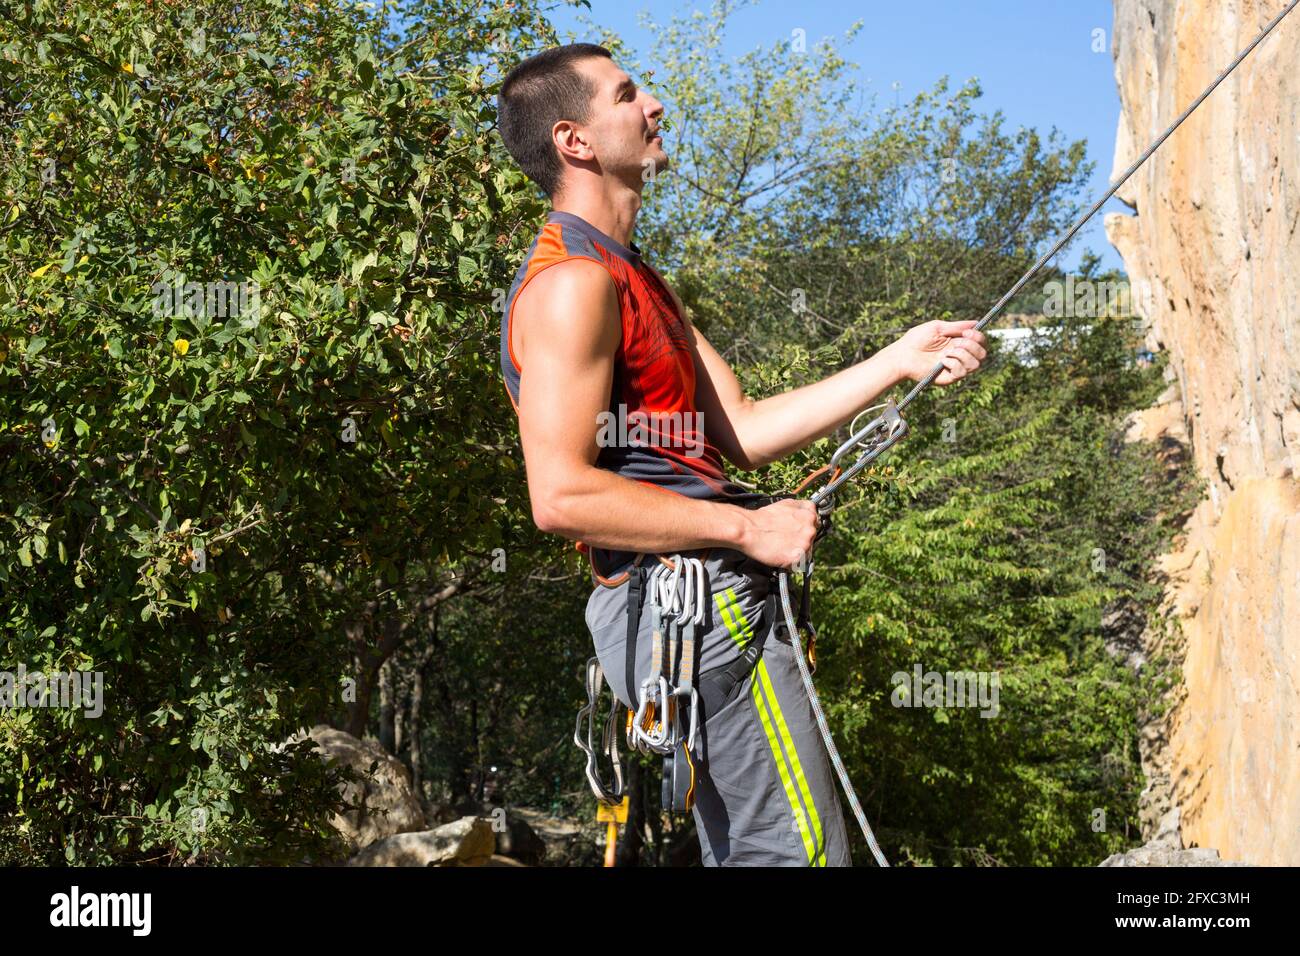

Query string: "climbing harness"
[[572, 0, 1299, 866]]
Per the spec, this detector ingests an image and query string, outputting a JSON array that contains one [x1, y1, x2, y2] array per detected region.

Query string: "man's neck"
[[551, 185, 642, 249]]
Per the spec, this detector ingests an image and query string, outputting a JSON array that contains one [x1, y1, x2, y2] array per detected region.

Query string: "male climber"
[[496, 43, 987, 866]]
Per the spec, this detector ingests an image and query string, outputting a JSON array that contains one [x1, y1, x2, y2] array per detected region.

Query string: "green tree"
[[0, 0, 571, 864]]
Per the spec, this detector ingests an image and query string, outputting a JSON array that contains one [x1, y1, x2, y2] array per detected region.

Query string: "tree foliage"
[[0, 0, 569, 864]]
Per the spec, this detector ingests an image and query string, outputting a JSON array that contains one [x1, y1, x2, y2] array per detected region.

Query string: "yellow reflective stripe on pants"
[[714, 587, 827, 866], [713, 588, 752, 647]]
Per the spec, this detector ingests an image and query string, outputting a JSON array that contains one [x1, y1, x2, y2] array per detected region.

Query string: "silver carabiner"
[[686, 687, 701, 753], [673, 557, 706, 626], [661, 556, 684, 618], [691, 558, 706, 626], [813, 399, 910, 507], [828, 397, 905, 472], [632, 673, 675, 753]]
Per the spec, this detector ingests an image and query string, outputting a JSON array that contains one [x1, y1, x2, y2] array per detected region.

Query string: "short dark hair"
[[497, 43, 613, 198]]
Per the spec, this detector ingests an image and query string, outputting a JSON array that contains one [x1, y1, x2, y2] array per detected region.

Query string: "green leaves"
[[357, 58, 375, 91], [0, 0, 555, 865], [350, 250, 379, 283]]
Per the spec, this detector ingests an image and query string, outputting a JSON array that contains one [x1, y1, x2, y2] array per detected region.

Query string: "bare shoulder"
[[512, 258, 619, 365]]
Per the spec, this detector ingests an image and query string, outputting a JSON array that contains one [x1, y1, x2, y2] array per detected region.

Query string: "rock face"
[[1099, 807, 1247, 866], [1105, 0, 1300, 865]]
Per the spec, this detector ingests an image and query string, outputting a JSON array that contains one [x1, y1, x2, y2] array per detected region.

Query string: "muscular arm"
[[646, 265, 904, 471], [645, 264, 985, 472], [689, 327, 905, 471], [516, 260, 770, 557]]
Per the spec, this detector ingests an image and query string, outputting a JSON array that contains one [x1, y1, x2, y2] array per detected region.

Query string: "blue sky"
[[547, 0, 1128, 273]]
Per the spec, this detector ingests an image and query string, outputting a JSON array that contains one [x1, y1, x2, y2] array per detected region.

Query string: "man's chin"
[[625, 149, 669, 189]]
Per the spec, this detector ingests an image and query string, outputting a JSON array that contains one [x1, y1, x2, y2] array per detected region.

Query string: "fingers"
[[938, 346, 977, 378], [936, 334, 986, 385], [947, 338, 983, 370], [796, 501, 818, 569], [937, 353, 965, 383], [749, 499, 823, 571], [931, 327, 989, 385], [936, 319, 978, 335], [958, 328, 988, 359]]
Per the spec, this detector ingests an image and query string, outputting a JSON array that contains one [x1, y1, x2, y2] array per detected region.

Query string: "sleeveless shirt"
[[499, 210, 763, 577]]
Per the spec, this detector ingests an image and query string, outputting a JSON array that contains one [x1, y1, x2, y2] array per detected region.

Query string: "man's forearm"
[[536, 466, 754, 555], [732, 343, 906, 469]]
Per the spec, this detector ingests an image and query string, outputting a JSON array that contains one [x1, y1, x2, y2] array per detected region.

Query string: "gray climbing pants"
[[584, 547, 852, 867]]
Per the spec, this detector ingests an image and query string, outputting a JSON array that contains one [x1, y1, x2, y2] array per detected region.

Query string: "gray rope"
[[777, 570, 890, 867]]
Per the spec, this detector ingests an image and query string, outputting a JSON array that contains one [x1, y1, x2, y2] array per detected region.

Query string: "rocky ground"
[[294, 725, 1248, 866]]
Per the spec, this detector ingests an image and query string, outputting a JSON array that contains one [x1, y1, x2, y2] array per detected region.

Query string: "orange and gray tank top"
[[499, 210, 763, 576]]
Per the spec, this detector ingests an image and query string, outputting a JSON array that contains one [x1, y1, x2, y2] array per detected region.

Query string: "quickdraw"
[[575, 657, 630, 866], [573, 0, 1299, 866], [630, 557, 705, 815], [574, 657, 624, 804]]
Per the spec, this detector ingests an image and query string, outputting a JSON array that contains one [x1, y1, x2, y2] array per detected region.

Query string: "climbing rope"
[[776, 570, 890, 867]]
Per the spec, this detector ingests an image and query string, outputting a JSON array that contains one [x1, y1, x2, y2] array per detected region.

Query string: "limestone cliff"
[[1105, 0, 1300, 865]]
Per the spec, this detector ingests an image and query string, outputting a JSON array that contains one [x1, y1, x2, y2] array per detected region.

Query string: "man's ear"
[[553, 120, 592, 162]]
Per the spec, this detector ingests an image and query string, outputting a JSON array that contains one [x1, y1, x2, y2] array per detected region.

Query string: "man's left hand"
[[889, 319, 989, 386]]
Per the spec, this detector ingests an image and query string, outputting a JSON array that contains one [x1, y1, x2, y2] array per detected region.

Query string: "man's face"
[[565, 56, 668, 186]]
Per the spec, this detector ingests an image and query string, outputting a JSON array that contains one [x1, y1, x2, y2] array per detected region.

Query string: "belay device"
[[573, 0, 1300, 867]]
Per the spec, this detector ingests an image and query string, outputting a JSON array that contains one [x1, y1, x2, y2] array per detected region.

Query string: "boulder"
[[507, 807, 597, 867], [294, 724, 427, 853], [490, 808, 547, 867], [347, 816, 496, 867], [1100, 845, 1248, 867]]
